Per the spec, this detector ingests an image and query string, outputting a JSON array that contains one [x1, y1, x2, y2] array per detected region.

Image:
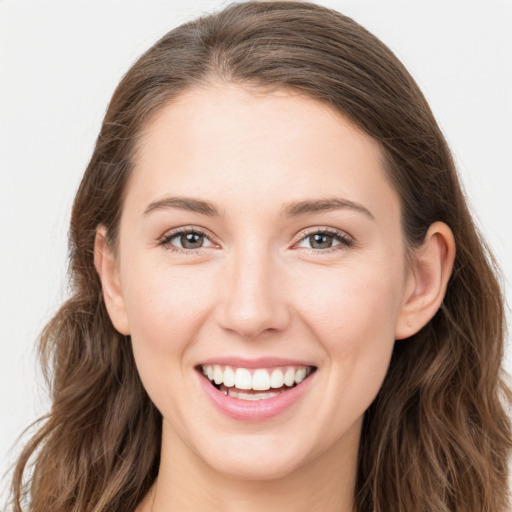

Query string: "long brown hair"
[[9, 2, 511, 511]]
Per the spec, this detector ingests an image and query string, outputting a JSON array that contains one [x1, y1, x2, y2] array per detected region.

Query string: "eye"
[[160, 228, 215, 251], [294, 229, 353, 251]]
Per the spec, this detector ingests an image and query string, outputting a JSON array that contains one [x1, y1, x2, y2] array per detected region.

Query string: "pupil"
[[310, 233, 332, 249], [181, 232, 203, 249]]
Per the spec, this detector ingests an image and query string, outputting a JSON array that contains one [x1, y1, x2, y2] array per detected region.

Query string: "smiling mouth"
[[199, 364, 316, 401]]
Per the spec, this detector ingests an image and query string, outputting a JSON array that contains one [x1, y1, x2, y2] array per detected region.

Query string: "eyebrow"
[[144, 196, 221, 216], [143, 195, 374, 220], [281, 198, 374, 219]]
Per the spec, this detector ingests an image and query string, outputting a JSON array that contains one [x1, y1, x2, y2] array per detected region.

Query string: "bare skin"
[[96, 84, 455, 512]]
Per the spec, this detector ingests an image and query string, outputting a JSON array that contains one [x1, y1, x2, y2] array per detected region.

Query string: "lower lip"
[[198, 371, 313, 422]]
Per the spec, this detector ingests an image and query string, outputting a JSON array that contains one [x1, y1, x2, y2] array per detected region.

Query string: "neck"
[[146, 419, 360, 512]]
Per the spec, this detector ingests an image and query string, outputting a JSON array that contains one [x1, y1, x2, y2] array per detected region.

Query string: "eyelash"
[[293, 227, 354, 253], [158, 226, 353, 254], [159, 226, 214, 254]]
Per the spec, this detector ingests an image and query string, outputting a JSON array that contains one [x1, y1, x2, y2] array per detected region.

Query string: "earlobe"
[[395, 222, 456, 340], [94, 226, 131, 335]]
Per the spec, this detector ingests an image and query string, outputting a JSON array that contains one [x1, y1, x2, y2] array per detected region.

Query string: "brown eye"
[[162, 229, 214, 251], [308, 233, 334, 249], [180, 232, 205, 249], [295, 229, 353, 251]]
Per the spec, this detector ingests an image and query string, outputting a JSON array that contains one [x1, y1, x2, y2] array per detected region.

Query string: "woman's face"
[[109, 84, 414, 480]]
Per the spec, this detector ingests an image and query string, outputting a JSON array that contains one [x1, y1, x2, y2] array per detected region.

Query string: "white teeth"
[[295, 367, 307, 384], [201, 364, 314, 394], [284, 367, 295, 387], [227, 389, 280, 400], [252, 369, 271, 390], [235, 368, 252, 390], [223, 366, 235, 387], [213, 365, 223, 385], [270, 369, 284, 389]]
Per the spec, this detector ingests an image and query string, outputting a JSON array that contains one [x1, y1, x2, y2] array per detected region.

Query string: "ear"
[[94, 226, 130, 335], [395, 221, 456, 340]]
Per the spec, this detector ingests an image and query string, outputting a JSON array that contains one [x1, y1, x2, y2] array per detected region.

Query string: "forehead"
[[127, 84, 399, 220]]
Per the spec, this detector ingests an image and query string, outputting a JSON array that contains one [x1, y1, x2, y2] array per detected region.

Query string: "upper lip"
[[197, 356, 316, 369]]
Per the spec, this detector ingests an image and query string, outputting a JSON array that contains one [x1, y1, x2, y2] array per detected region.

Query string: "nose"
[[216, 246, 291, 339]]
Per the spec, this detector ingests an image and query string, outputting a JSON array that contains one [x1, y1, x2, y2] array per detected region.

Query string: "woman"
[[8, 2, 511, 511]]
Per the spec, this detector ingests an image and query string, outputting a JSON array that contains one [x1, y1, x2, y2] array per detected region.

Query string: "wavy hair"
[[9, 2, 511, 511]]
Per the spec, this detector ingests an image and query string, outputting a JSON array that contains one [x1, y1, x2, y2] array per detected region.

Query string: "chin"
[[199, 427, 325, 482], [208, 450, 306, 482]]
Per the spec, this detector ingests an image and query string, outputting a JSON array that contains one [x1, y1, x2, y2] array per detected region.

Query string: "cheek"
[[298, 257, 402, 331], [120, 259, 218, 405], [294, 260, 403, 388], [119, 261, 223, 431], [123, 260, 216, 349]]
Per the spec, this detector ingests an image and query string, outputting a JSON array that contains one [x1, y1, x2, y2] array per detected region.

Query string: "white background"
[[1, 0, 511, 500]]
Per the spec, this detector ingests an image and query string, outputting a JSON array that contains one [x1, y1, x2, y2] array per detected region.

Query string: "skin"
[[95, 84, 455, 512]]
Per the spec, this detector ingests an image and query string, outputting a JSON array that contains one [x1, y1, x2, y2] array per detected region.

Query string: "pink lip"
[[197, 369, 315, 422], [198, 356, 315, 369]]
